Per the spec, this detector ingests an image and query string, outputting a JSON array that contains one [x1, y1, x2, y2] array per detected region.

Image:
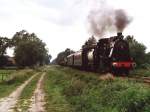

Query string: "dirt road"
[[0, 74, 37, 112], [29, 73, 46, 112]]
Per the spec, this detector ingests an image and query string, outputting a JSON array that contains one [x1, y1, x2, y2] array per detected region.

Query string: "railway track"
[[128, 76, 150, 84], [100, 73, 150, 85]]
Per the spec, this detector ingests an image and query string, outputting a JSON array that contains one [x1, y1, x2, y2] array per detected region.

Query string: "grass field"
[[44, 65, 150, 112], [0, 69, 35, 98], [0, 70, 16, 82], [0, 66, 150, 112]]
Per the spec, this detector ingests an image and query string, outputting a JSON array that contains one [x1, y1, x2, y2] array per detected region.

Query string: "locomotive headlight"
[[112, 62, 117, 66]]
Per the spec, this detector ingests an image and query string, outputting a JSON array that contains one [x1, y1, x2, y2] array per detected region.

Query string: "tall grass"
[[45, 66, 150, 112], [0, 70, 35, 98]]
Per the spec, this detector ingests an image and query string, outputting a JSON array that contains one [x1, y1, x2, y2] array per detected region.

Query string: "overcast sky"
[[0, 0, 150, 59]]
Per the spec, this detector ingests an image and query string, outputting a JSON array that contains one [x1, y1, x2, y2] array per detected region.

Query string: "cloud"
[[0, 0, 149, 59], [0, 0, 89, 59]]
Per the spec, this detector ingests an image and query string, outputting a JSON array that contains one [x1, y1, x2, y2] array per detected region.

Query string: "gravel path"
[[0, 74, 37, 112], [29, 73, 46, 112]]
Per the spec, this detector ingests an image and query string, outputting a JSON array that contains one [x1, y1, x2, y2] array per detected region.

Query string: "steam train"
[[60, 32, 136, 75]]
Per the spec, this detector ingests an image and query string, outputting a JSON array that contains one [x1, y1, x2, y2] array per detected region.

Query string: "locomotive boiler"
[[66, 32, 136, 75]]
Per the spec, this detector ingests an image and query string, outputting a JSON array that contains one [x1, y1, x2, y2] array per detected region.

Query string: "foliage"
[[145, 52, 150, 65], [45, 66, 150, 112], [125, 35, 147, 67], [0, 37, 12, 67], [12, 30, 51, 67], [56, 48, 75, 64], [82, 36, 97, 49], [0, 37, 11, 56]]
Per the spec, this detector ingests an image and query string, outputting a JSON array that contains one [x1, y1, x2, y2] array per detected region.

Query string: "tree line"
[[125, 35, 150, 68], [0, 30, 51, 68]]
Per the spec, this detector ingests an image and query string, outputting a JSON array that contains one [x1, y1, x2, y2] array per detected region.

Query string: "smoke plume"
[[88, 3, 132, 37], [115, 9, 131, 32]]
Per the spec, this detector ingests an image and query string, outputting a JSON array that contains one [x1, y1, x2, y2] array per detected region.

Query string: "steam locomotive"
[[61, 32, 136, 75]]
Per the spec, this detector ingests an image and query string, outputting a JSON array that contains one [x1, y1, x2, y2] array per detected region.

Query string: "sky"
[[0, 0, 150, 59]]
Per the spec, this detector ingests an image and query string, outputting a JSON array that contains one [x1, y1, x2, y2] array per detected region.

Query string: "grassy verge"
[[45, 65, 150, 112], [0, 70, 35, 99], [130, 68, 150, 77], [14, 73, 41, 112], [44, 68, 74, 112], [0, 70, 16, 82]]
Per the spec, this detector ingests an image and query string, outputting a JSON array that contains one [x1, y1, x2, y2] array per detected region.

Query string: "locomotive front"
[[109, 32, 136, 74], [94, 32, 136, 74]]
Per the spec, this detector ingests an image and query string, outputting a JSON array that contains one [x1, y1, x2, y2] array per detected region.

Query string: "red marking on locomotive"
[[112, 62, 136, 68]]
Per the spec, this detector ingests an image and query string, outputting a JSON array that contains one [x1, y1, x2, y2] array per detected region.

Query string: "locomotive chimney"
[[116, 32, 123, 39], [117, 32, 122, 36]]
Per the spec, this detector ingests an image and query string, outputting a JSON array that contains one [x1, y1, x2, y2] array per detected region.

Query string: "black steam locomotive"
[[62, 32, 136, 75]]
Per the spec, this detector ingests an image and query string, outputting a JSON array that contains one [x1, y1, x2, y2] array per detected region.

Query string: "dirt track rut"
[[29, 73, 46, 112], [0, 74, 37, 112]]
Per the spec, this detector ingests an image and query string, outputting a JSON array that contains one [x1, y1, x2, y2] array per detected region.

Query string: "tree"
[[0, 37, 12, 67], [0, 37, 11, 56], [82, 36, 97, 49], [56, 48, 75, 64], [146, 52, 150, 63], [13, 30, 50, 67], [12, 30, 39, 46], [125, 35, 147, 67]]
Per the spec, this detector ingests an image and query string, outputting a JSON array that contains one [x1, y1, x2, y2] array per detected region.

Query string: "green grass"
[[14, 73, 41, 112], [0, 70, 16, 82], [44, 68, 74, 112], [130, 68, 150, 77], [0, 69, 35, 99], [45, 65, 150, 112]]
